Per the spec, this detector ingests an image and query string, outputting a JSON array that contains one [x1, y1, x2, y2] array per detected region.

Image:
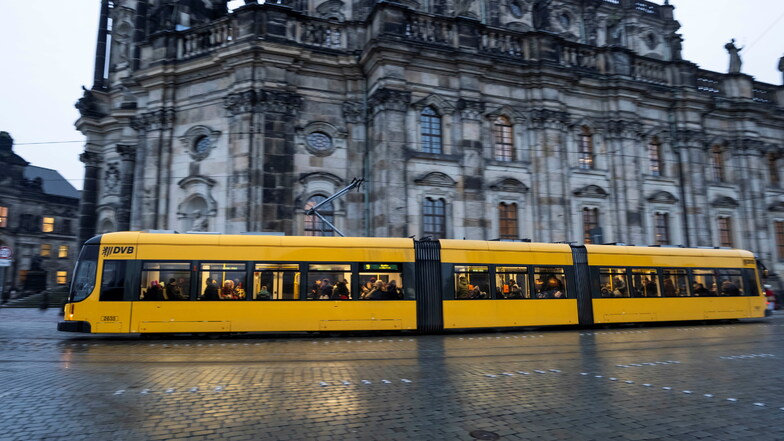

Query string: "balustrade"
[[299, 20, 345, 49], [178, 18, 235, 59], [696, 71, 722, 94], [404, 15, 454, 46], [634, 59, 667, 84]]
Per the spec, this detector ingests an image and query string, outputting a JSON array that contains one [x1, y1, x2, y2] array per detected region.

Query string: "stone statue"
[[725, 38, 743, 74], [778, 55, 784, 84], [532, 0, 552, 31], [191, 210, 209, 232]]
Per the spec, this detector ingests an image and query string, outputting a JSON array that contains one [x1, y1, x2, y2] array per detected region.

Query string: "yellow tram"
[[58, 232, 767, 335]]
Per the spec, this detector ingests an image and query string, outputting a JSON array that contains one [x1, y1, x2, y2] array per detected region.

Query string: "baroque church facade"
[[75, 0, 784, 276]]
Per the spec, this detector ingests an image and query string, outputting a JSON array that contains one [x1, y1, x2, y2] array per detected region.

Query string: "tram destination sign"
[[363, 263, 399, 271]]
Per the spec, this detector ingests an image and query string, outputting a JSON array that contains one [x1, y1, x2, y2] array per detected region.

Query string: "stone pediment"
[[489, 178, 529, 193], [414, 172, 457, 187], [573, 185, 609, 199], [412, 94, 456, 115], [711, 196, 739, 208], [646, 190, 678, 204], [769, 200, 784, 212]]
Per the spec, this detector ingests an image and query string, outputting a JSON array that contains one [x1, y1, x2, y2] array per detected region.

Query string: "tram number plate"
[[101, 316, 119, 322]]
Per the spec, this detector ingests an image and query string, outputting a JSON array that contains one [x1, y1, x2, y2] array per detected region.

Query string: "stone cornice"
[[368, 88, 412, 114], [130, 108, 175, 132], [223, 89, 303, 117]]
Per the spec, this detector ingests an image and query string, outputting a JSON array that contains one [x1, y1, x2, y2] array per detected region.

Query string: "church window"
[[194, 136, 211, 155], [306, 132, 333, 152], [559, 13, 571, 29], [493, 116, 514, 161], [768, 154, 779, 186], [776, 221, 784, 260], [578, 126, 594, 170], [304, 195, 335, 236], [648, 136, 663, 176], [583, 207, 600, 244], [508, 0, 523, 18], [423, 198, 446, 239], [645, 33, 657, 50], [654, 212, 670, 245], [42, 217, 55, 233], [0, 206, 7, 228], [718, 216, 733, 247], [711, 146, 725, 182], [499, 203, 518, 240], [420, 107, 442, 154]]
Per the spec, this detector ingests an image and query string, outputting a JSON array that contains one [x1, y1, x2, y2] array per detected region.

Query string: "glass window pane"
[[359, 265, 404, 300], [717, 269, 744, 296], [691, 269, 717, 296], [255, 263, 299, 271], [253, 268, 300, 300], [496, 267, 528, 299], [141, 262, 193, 301], [662, 269, 689, 297], [100, 261, 126, 301], [533, 267, 567, 299], [599, 268, 629, 297], [195, 263, 245, 301], [631, 269, 659, 297], [308, 264, 352, 300], [454, 266, 490, 299]]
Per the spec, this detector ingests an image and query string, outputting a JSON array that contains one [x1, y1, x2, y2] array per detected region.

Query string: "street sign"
[[0, 260, 11, 267], [0, 246, 11, 259]]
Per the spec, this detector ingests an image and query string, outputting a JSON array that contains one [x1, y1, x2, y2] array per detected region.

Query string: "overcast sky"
[[0, 0, 782, 191]]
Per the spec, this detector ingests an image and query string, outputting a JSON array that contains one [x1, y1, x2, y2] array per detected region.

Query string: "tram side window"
[[691, 269, 717, 296], [454, 266, 490, 299], [496, 266, 529, 299], [308, 264, 352, 300], [717, 269, 744, 296], [140, 262, 192, 301], [631, 269, 659, 297], [198, 263, 246, 300], [662, 269, 690, 297], [359, 263, 404, 300], [599, 268, 629, 298], [533, 267, 567, 299], [100, 261, 126, 301], [253, 264, 300, 300], [743, 268, 759, 296]]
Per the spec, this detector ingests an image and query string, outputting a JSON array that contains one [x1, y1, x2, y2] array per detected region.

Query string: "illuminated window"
[[40, 243, 51, 257], [718, 216, 733, 247], [578, 126, 594, 170], [58, 245, 69, 258], [304, 195, 335, 236], [775, 221, 784, 260], [56, 271, 68, 285], [654, 212, 670, 245], [498, 203, 518, 240], [711, 146, 725, 182], [493, 116, 514, 161], [0, 206, 7, 228], [648, 136, 663, 176], [583, 207, 599, 244], [420, 106, 442, 154], [42, 216, 55, 233], [423, 198, 446, 239]]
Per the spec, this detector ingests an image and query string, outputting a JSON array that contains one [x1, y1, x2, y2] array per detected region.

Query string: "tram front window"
[[70, 257, 97, 302]]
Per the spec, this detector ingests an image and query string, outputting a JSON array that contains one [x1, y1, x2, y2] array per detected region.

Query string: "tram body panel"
[[129, 300, 417, 332], [443, 299, 579, 328], [592, 297, 754, 323]]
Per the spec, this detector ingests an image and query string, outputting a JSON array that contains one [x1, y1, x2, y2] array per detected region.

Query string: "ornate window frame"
[[298, 121, 346, 157], [179, 125, 221, 162]]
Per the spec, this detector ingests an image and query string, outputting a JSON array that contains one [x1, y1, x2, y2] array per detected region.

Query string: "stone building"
[[0, 132, 81, 294], [75, 0, 784, 277]]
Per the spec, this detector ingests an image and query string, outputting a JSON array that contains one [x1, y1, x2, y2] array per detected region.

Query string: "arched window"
[[717, 216, 733, 247], [768, 153, 779, 186], [578, 126, 594, 170], [420, 106, 442, 154], [493, 116, 514, 161], [423, 198, 446, 239], [498, 202, 518, 240], [304, 195, 335, 236], [648, 136, 663, 176], [711, 146, 725, 182], [583, 207, 600, 244]]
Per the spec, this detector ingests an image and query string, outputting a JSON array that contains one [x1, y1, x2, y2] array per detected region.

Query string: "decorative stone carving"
[[368, 88, 412, 114], [179, 125, 222, 161], [116, 144, 137, 161], [457, 99, 485, 120], [414, 171, 457, 187], [605, 119, 643, 138], [79, 151, 103, 167], [530, 109, 570, 128], [342, 101, 364, 124], [573, 184, 609, 199], [413, 94, 456, 114], [75, 87, 107, 119], [646, 190, 678, 204], [130, 108, 176, 131], [489, 178, 529, 193], [711, 196, 739, 208], [103, 163, 121, 195], [223, 90, 303, 116], [316, 0, 345, 21]]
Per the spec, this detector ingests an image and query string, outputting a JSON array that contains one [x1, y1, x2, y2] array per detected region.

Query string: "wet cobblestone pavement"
[[1, 309, 783, 440]]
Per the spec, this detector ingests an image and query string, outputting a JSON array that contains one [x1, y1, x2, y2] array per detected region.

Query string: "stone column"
[[78, 151, 103, 245], [606, 119, 643, 244], [342, 100, 367, 236], [675, 129, 710, 247], [736, 140, 764, 254], [456, 99, 487, 240], [224, 90, 259, 232], [530, 109, 570, 242], [116, 144, 136, 231], [368, 88, 411, 238]]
